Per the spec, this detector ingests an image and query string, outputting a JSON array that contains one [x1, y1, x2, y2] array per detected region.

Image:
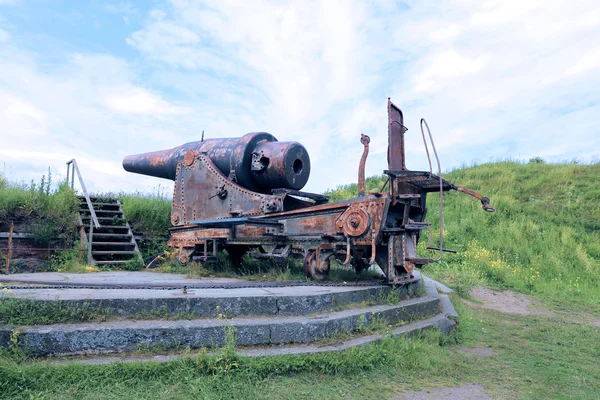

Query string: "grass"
[[118, 190, 172, 259], [0, 299, 598, 399], [326, 159, 600, 313], [0, 170, 79, 249], [1, 160, 600, 398], [0, 296, 110, 327]]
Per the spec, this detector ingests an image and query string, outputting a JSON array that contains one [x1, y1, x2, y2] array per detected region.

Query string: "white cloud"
[[103, 87, 190, 116], [121, 0, 599, 191], [566, 50, 600, 76], [1, 0, 599, 198], [0, 45, 185, 193]]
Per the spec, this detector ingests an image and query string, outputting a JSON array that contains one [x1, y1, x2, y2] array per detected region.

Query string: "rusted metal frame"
[[173, 152, 285, 223], [369, 229, 377, 265], [358, 134, 370, 197], [256, 201, 350, 219], [271, 189, 329, 204], [66, 159, 100, 229], [5, 222, 14, 274], [387, 98, 407, 171], [343, 235, 351, 264], [387, 235, 396, 283]]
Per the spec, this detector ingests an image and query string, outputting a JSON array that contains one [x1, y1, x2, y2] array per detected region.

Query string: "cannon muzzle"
[[123, 132, 311, 193]]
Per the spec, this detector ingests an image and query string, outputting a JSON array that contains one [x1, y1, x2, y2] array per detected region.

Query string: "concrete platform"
[[2, 271, 405, 318], [0, 272, 459, 357]]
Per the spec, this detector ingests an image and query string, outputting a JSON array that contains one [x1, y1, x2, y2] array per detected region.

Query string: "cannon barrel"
[[123, 132, 311, 193]]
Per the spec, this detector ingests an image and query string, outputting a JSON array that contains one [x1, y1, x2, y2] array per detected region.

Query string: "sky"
[[0, 0, 599, 196]]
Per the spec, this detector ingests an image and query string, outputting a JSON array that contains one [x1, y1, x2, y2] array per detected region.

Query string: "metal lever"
[[357, 134, 370, 197], [455, 186, 496, 212]]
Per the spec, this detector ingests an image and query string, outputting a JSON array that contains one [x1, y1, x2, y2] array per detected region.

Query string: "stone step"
[[3, 283, 406, 319], [82, 216, 126, 222], [83, 202, 121, 207], [94, 260, 131, 266], [0, 286, 441, 356], [48, 295, 458, 365], [92, 251, 137, 255], [92, 242, 135, 247], [92, 225, 130, 230], [77, 196, 118, 204], [80, 209, 123, 215], [92, 233, 132, 239]]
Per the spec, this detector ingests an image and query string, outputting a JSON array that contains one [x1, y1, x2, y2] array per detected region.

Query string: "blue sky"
[[1, 0, 599, 195]]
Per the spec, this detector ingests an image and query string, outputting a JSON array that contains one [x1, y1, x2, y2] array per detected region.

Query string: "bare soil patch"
[[458, 346, 495, 356], [469, 286, 553, 316], [395, 384, 490, 399]]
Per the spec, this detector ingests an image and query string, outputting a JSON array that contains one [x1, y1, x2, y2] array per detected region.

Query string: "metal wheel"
[[303, 250, 331, 280]]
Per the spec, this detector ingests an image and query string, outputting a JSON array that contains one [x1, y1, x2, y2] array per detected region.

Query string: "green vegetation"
[[0, 160, 600, 398], [0, 170, 79, 248], [0, 296, 110, 327], [119, 190, 172, 258], [326, 159, 600, 312], [0, 301, 599, 399]]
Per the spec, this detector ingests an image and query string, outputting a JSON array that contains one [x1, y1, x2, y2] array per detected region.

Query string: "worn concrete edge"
[[0, 282, 440, 356], [2, 284, 420, 319], [46, 283, 459, 365], [420, 273, 453, 294], [0, 295, 440, 356]]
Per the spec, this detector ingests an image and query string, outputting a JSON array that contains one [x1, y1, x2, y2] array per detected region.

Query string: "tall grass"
[[0, 170, 79, 247], [325, 159, 600, 311], [118, 189, 172, 258]]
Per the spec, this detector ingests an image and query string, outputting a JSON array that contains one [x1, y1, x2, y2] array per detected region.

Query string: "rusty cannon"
[[123, 99, 494, 284]]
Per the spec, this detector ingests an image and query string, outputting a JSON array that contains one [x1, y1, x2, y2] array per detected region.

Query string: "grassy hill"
[[325, 160, 600, 311], [1, 160, 599, 399], [2, 161, 599, 311]]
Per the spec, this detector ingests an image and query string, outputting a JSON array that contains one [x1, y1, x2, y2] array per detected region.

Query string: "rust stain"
[[123, 99, 494, 283]]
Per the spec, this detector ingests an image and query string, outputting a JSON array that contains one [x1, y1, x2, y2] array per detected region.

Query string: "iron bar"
[[420, 118, 444, 262]]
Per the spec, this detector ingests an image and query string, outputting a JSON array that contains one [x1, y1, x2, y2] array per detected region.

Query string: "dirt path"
[[468, 286, 553, 316], [395, 384, 490, 399], [468, 286, 600, 328]]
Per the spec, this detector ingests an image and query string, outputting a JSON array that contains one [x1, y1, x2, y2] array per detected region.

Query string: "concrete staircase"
[[0, 273, 458, 358], [78, 196, 142, 267]]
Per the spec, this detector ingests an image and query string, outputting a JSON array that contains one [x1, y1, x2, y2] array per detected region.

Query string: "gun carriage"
[[123, 99, 494, 284]]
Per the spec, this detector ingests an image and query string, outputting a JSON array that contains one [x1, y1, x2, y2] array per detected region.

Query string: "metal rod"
[[420, 118, 443, 262], [6, 222, 14, 274], [87, 219, 94, 265], [419, 120, 433, 174], [68, 159, 100, 229], [357, 134, 370, 197], [66, 163, 71, 187]]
